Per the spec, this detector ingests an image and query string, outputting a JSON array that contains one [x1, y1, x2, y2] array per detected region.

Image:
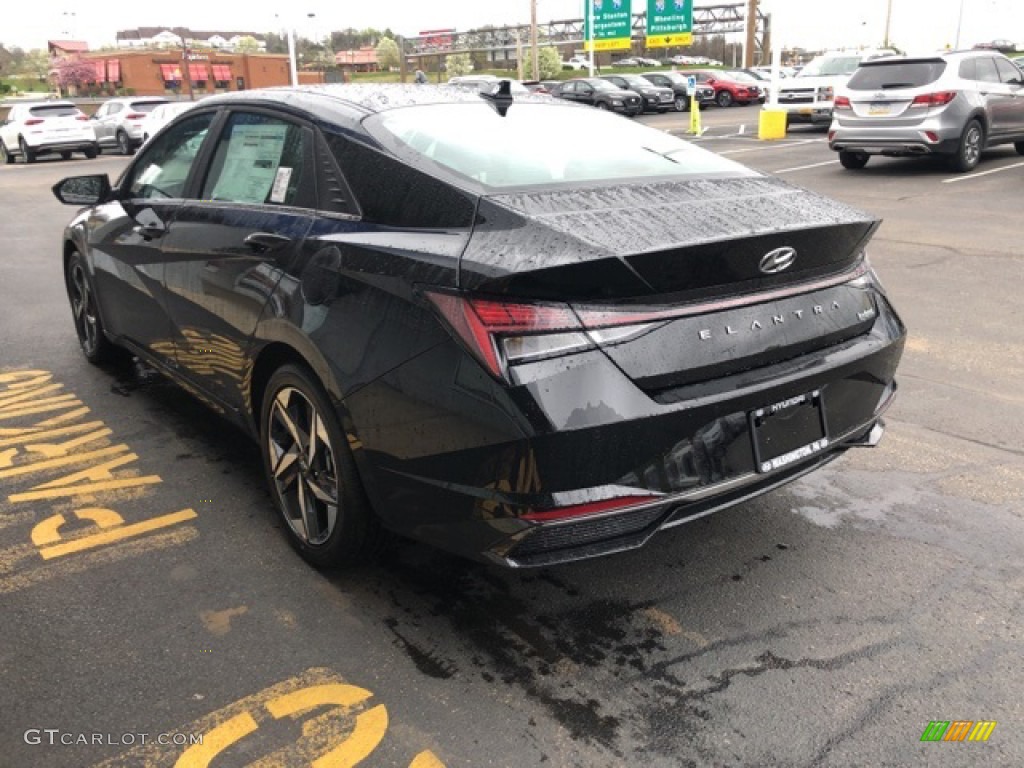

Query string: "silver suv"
[[92, 97, 169, 155], [829, 50, 1024, 172]]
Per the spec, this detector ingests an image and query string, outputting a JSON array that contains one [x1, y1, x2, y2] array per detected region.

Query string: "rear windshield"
[[130, 101, 168, 113], [848, 60, 946, 89], [799, 56, 863, 77], [29, 105, 79, 117], [368, 102, 753, 189]]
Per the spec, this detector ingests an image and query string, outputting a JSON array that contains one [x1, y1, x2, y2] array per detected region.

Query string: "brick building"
[[78, 49, 323, 97]]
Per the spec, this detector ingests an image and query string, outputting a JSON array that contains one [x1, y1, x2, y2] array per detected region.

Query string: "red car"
[[677, 69, 763, 107]]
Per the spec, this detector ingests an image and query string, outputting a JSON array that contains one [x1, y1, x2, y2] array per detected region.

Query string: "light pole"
[[954, 0, 966, 48], [883, 0, 893, 48]]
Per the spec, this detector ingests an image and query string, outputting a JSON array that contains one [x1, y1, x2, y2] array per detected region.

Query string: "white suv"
[[92, 97, 169, 155], [0, 101, 98, 164], [776, 49, 897, 125]]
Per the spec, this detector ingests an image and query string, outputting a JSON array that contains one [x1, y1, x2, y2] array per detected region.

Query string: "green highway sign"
[[585, 0, 633, 52], [646, 0, 694, 48]]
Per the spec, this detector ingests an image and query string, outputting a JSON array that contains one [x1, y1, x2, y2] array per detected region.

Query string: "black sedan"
[[53, 83, 905, 568], [551, 78, 643, 115], [601, 74, 674, 113], [641, 71, 716, 111]]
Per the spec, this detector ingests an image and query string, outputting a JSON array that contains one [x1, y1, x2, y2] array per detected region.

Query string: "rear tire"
[[117, 130, 134, 155], [64, 250, 124, 364], [19, 137, 36, 164], [1014, 141, 1024, 155], [948, 119, 983, 172], [60, 151, 72, 160], [839, 150, 870, 170], [716, 90, 733, 107], [260, 365, 384, 569], [83, 145, 98, 159]]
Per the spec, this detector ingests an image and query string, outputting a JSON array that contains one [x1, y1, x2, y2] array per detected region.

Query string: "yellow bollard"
[[758, 108, 787, 140], [687, 93, 703, 135]]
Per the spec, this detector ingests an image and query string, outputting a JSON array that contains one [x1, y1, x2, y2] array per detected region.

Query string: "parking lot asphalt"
[[1, 105, 1022, 767]]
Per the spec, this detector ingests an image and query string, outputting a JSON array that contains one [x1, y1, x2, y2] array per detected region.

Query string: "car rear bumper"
[[21, 139, 97, 154], [781, 105, 833, 123], [347, 291, 906, 567], [830, 122, 962, 156]]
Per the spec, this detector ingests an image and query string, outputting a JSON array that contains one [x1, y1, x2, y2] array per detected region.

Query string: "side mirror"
[[52, 175, 111, 206]]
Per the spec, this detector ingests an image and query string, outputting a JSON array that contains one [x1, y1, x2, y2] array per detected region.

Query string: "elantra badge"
[[759, 247, 797, 274]]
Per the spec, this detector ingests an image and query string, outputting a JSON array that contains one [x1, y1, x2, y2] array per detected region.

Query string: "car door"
[[575, 82, 597, 106], [159, 108, 316, 412], [86, 110, 218, 363], [0, 106, 21, 151], [556, 81, 578, 102], [995, 57, 1024, 136], [95, 102, 122, 145], [975, 57, 1011, 137]]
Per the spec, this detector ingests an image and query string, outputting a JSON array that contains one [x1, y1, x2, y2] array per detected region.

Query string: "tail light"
[[76, 114, 89, 121], [833, 96, 852, 110], [125, 113, 147, 120], [523, 495, 660, 521], [24, 118, 44, 126], [425, 293, 661, 378], [909, 91, 956, 108]]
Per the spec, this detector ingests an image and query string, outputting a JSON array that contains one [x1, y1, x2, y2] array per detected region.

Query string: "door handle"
[[244, 232, 292, 254]]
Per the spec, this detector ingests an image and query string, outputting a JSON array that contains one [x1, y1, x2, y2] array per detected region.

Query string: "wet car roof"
[[197, 83, 556, 116]]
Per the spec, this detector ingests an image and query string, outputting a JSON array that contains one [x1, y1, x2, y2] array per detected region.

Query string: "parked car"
[[51, 84, 904, 568], [640, 71, 715, 111], [92, 96, 170, 155], [563, 55, 591, 70], [0, 101, 97, 164], [776, 49, 897, 125], [829, 50, 1024, 172], [614, 57, 640, 67], [637, 57, 662, 67], [724, 70, 768, 102], [552, 77, 643, 115], [677, 69, 763, 107], [142, 101, 201, 143], [601, 74, 674, 113]]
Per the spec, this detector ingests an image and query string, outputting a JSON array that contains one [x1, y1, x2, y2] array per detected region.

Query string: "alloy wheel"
[[68, 262, 99, 355], [266, 386, 339, 546]]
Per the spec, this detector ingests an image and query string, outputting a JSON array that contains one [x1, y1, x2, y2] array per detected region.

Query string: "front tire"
[[60, 151, 72, 160], [948, 119, 983, 172], [83, 145, 98, 159], [260, 365, 382, 569], [64, 250, 123, 364], [839, 150, 870, 170], [1014, 140, 1024, 155], [674, 95, 689, 112], [716, 90, 733, 107]]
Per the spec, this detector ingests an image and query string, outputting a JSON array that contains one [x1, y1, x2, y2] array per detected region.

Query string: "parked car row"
[[0, 95, 198, 164]]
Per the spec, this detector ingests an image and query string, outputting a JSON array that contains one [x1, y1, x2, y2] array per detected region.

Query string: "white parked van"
[[776, 49, 898, 124]]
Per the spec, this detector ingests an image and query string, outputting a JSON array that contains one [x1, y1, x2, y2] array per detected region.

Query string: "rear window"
[[847, 60, 946, 90], [28, 105, 79, 117], [799, 56, 863, 77], [368, 102, 753, 189], [130, 101, 168, 113]]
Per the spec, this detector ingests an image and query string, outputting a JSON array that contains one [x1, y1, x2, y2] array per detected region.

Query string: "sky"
[[4, 0, 1022, 54]]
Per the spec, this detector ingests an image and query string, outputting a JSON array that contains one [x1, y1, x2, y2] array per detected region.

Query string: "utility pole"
[[744, 0, 758, 68], [883, 0, 893, 48], [180, 34, 194, 101], [530, 0, 539, 80]]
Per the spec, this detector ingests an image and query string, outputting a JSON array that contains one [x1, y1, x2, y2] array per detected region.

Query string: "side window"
[[125, 111, 215, 200], [958, 59, 977, 81], [996, 58, 1021, 84], [201, 112, 313, 208], [976, 58, 1000, 83], [108, 103, 124, 115]]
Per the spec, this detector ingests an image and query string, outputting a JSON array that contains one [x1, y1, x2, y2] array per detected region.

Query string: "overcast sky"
[[5, 0, 1022, 54]]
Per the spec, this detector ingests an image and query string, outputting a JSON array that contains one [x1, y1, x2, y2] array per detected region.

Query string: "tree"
[[445, 52, 473, 78], [20, 49, 51, 81], [235, 36, 261, 53], [536, 47, 562, 79], [375, 37, 400, 70], [52, 57, 98, 95]]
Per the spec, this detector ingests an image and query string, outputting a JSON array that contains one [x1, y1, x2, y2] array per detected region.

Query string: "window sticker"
[[210, 123, 288, 204], [270, 167, 293, 204]]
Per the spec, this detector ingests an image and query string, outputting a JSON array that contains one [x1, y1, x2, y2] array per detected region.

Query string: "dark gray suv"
[[829, 50, 1024, 171]]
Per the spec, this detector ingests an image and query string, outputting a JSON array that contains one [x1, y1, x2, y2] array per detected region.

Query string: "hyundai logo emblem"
[[759, 247, 797, 274]]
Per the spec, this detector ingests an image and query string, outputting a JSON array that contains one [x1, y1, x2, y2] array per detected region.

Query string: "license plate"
[[799, 108, 813, 115], [868, 102, 891, 116], [750, 391, 829, 473]]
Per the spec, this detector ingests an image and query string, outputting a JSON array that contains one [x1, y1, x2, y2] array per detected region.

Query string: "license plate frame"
[[750, 390, 829, 474], [868, 102, 891, 116]]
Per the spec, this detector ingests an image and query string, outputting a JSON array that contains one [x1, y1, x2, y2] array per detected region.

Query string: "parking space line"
[[719, 138, 825, 155], [942, 161, 1024, 183], [774, 160, 837, 174]]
